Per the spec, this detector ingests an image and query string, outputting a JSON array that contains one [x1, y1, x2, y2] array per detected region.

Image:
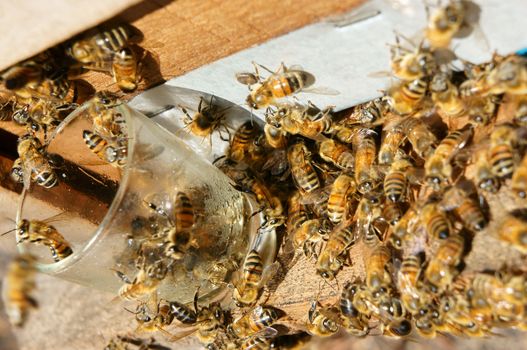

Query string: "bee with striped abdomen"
[[13, 216, 73, 262], [82, 130, 128, 168], [236, 62, 315, 110]]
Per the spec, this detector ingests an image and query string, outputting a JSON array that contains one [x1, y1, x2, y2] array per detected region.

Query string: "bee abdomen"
[[95, 26, 132, 52], [34, 170, 58, 188], [50, 243, 73, 262], [384, 171, 406, 202], [490, 145, 514, 178], [243, 250, 263, 283], [170, 302, 197, 324], [174, 192, 194, 231], [457, 201, 486, 231], [427, 214, 450, 239]]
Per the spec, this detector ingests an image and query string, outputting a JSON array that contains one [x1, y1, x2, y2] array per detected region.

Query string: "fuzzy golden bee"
[[13, 217, 73, 262], [1, 254, 38, 327], [236, 62, 315, 109]]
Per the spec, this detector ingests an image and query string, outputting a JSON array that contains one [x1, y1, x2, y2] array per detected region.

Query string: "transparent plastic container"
[[16, 92, 273, 303]]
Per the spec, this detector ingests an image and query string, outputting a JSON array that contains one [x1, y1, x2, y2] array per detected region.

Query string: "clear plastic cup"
[[16, 91, 273, 303]]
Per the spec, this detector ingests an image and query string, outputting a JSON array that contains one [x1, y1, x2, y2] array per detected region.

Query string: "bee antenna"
[[123, 306, 140, 315], [1, 228, 17, 236]]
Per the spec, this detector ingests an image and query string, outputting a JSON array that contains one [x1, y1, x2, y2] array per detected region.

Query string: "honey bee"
[[229, 121, 262, 163], [14, 217, 73, 262], [231, 166, 283, 218], [327, 174, 356, 224], [12, 99, 70, 136], [169, 292, 227, 345], [496, 213, 527, 254], [115, 266, 161, 301], [87, 91, 124, 139], [440, 294, 491, 337], [401, 117, 437, 159], [430, 71, 466, 118], [424, 234, 465, 293], [424, 0, 468, 48], [488, 124, 517, 178], [468, 273, 523, 322], [307, 301, 340, 337], [365, 245, 393, 297], [82, 130, 128, 167], [14, 134, 59, 188], [351, 128, 377, 193], [1, 62, 44, 93], [386, 78, 428, 115], [275, 103, 334, 141], [132, 299, 175, 335], [378, 121, 405, 165], [112, 47, 139, 92], [389, 35, 437, 81], [164, 192, 199, 260], [397, 255, 427, 315], [390, 206, 419, 250], [424, 124, 473, 191], [318, 139, 354, 170], [355, 192, 383, 247], [1, 254, 38, 327], [232, 249, 278, 307], [316, 223, 356, 280], [440, 186, 487, 232], [486, 54, 527, 95], [228, 305, 284, 339], [263, 123, 288, 149], [287, 192, 324, 256], [420, 202, 452, 240], [235, 62, 315, 109], [288, 140, 320, 195], [67, 24, 139, 71], [339, 282, 370, 336], [512, 153, 527, 198], [384, 158, 413, 202], [473, 149, 500, 193], [343, 98, 386, 127], [180, 96, 231, 145]]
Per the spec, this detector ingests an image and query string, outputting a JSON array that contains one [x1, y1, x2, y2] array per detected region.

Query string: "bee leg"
[[251, 61, 263, 82], [219, 120, 231, 142], [278, 62, 288, 73], [178, 104, 193, 126]]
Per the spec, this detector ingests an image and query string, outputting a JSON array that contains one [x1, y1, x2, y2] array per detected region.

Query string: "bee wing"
[[236, 72, 259, 85], [40, 211, 71, 225], [134, 143, 165, 162], [259, 261, 281, 287], [368, 70, 393, 79], [299, 188, 329, 205], [247, 326, 279, 341], [287, 64, 304, 72], [164, 326, 197, 342], [300, 87, 340, 96]]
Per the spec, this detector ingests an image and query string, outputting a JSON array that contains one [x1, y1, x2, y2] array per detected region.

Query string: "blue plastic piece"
[[516, 47, 527, 57]]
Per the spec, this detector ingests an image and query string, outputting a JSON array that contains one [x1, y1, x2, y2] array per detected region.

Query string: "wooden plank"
[[85, 0, 365, 94]]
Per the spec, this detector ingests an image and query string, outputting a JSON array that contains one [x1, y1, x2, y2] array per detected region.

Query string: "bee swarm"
[[1, 1, 527, 349]]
